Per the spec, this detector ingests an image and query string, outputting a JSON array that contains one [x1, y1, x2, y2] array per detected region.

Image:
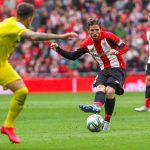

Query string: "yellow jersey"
[[0, 17, 29, 65]]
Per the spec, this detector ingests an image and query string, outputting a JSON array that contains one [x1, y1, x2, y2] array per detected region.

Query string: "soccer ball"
[[86, 114, 104, 132]]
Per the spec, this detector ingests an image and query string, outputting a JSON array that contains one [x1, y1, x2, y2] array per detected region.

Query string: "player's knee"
[[106, 87, 115, 98], [96, 84, 106, 92], [14, 87, 28, 106]]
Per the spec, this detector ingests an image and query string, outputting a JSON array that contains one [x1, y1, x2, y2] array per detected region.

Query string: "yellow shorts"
[[0, 61, 21, 86]]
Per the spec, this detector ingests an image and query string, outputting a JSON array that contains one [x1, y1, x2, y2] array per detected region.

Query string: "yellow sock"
[[4, 87, 28, 128]]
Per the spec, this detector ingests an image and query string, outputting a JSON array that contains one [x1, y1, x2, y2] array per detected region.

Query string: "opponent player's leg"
[[134, 75, 150, 112], [0, 80, 28, 144]]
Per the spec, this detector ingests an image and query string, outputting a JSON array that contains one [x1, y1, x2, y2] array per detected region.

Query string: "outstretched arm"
[[22, 30, 78, 41], [51, 43, 87, 60]]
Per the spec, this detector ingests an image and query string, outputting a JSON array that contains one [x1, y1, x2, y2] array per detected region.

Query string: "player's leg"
[[145, 75, 150, 109], [134, 75, 150, 112], [4, 80, 28, 128], [79, 71, 107, 113], [103, 68, 126, 130], [79, 84, 106, 113], [103, 85, 116, 130], [0, 63, 28, 144], [1, 80, 28, 144], [134, 64, 150, 112]]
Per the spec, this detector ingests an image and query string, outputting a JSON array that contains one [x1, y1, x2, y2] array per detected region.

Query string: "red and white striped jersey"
[[80, 31, 128, 70], [146, 27, 150, 64]]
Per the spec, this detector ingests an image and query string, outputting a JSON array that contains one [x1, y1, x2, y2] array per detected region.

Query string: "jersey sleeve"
[[79, 40, 89, 53], [56, 46, 87, 60], [106, 32, 120, 43], [80, 40, 86, 49], [106, 32, 128, 55], [15, 22, 29, 41]]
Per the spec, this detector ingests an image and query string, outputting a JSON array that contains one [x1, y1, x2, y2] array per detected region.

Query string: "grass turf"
[[0, 92, 150, 150]]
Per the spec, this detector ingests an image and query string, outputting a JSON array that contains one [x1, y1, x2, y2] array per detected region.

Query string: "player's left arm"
[[107, 32, 128, 55], [115, 39, 128, 55]]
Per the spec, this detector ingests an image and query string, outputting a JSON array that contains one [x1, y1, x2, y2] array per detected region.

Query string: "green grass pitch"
[[0, 92, 150, 150]]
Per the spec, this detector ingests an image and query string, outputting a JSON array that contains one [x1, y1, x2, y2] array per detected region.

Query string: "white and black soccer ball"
[[86, 114, 104, 132]]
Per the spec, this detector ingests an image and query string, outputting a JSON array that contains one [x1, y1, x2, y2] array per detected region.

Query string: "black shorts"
[[94, 68, 126, 95], [146, 64, 150, 76]]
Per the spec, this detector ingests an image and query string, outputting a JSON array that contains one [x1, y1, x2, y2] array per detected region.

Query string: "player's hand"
[[61, 32, 78, 40], [110, 49, 119, 55], [50, 43, 59, 50]]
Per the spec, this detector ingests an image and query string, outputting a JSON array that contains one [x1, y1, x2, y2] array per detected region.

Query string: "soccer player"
[[51, 18, 128, 131], [0, 2, 77, 144], [134, 10, 150, 112]]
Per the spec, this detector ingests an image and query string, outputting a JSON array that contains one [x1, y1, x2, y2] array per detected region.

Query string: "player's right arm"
[[21, 30, 78, 41], [51, 43, 87, 60]]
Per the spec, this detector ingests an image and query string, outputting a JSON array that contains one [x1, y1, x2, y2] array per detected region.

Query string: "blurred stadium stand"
[[0, 0, 150, 78]]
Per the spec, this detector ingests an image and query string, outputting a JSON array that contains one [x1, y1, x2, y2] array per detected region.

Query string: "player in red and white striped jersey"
[[51, 18, 128, 130], [135, 11, 150, 112]]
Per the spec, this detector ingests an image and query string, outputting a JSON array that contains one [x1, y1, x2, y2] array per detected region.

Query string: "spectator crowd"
[[0, 0, 150, 78]]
